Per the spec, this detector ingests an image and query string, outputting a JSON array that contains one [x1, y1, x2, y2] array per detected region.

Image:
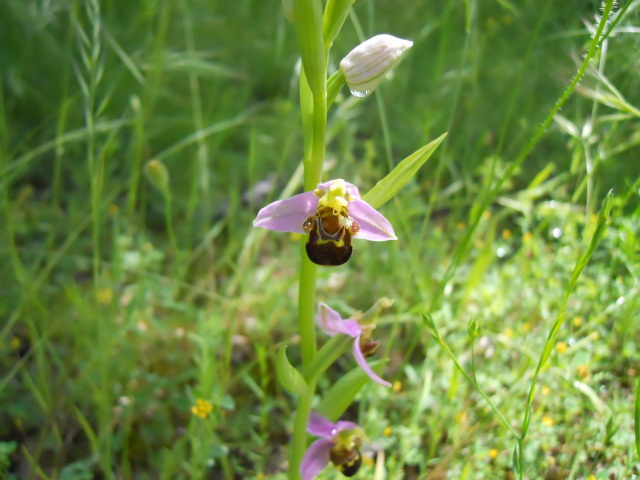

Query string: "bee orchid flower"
[[253, 179, 396, 266], [317, 302, 391, 388], [301, 412, 365, 479]]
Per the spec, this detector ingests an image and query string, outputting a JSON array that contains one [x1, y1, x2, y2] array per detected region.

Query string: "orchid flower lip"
[[252, 179, 397, 242], [301, 413, 363, 480], [316, 303, 391, 387]]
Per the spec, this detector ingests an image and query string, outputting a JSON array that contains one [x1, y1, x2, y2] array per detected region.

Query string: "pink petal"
[[253, 191, 318, 233], [349, 198, 397, 241], [308, 412, 338, 438], [301, 438, 333, 480], [317, 303, 362, 338], [353, 334, 392, 387]]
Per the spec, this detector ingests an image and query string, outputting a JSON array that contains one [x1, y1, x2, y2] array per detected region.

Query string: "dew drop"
[[350, 89, 372, 98]]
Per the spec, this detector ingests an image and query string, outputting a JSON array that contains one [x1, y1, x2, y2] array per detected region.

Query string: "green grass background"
[[1, 0, 639, 478]]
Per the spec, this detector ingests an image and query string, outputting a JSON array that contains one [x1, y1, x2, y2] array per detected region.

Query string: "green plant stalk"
[[290, 383, 316, 480], [290, 89, 327, 480], [428, 316, 519, 439]]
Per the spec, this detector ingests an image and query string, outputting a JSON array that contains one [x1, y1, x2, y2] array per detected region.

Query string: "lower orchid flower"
[[253, 179, 396, 266], [301, 413, 365, 479], [317, 302, 391, 388]]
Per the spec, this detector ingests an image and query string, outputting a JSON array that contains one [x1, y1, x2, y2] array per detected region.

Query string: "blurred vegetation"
[[0, 0, 639, 479]]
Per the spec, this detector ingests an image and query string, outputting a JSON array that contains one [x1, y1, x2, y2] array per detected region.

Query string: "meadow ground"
[[1, 0, 639, 479]]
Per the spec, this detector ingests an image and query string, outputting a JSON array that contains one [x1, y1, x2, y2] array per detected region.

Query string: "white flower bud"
[[339, 34, 413, 97]]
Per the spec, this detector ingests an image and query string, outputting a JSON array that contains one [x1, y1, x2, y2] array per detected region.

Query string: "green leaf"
[[276, 346, 309, 396], [363, 132, 448, 209], [324, 0, 355, 49], [303, 334, 352, 385], [316, 359, 388, 422], [292, 0, 326, 97]]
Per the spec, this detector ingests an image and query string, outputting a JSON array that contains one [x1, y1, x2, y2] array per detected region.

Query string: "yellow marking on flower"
[[383, 427, 393, 436], [489, 449, 499, 459], [191, 399, 214, 419], [392, 381, 402, 392], [541, 386, 551, 396], [97, 287, 113, 305], [556, 341, 568, 353], [542, 416, 554, 427]]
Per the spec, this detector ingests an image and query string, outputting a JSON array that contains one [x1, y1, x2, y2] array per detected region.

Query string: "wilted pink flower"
[[253, 179, 396, 266], [301, 413, 364, 479], [317, 303, 391, 387]]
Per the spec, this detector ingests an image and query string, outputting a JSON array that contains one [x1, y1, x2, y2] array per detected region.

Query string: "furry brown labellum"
[[329, 446, 362, 477], [303, 206, 361, 266]]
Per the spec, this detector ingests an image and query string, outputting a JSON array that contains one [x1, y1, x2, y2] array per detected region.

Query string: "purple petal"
[[349, 198, 397, 241], [317, 303, 362, 338], [301, 438, 333, 480], [308, 412, 338, 438], [253, 191, 318, 233], [353, 334, 392, 387]]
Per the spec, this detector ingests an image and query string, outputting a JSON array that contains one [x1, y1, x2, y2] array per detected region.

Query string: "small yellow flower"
[[541, 386, 551, 396], [577, 364, 590, 379], [523, 231, 533, 244], [504, 327, 514, 339], [556, 341, 568, 354], [482, 211, 492, 220], [542, 416, 554, 427], [590, 331, 600, 341], [108, 203, 119, 216], [572, 316, 583, 327], [392, 381, 402, 393], [588, 475, 596, 480], [97, 287, 113, 306], [10, 336, 21, 351], [502, 229, 512, 240], [191, 399, 214, 419], [489, 449, 499, 459], [383, 427, 393, 437]]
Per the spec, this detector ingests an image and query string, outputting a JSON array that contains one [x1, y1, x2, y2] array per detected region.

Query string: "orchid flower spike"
[[253, 179, 396, 266], [316, 302, 391, 387], [301, 413, 365, 479], [340, 34, 413, 97]]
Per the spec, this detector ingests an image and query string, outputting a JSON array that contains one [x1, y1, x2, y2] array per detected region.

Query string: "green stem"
[[289, 384, 316, 480]]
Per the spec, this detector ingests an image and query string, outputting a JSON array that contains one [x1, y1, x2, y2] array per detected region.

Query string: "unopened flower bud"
[[145, 159, 170, 192], [340, 34, 413, 97]]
